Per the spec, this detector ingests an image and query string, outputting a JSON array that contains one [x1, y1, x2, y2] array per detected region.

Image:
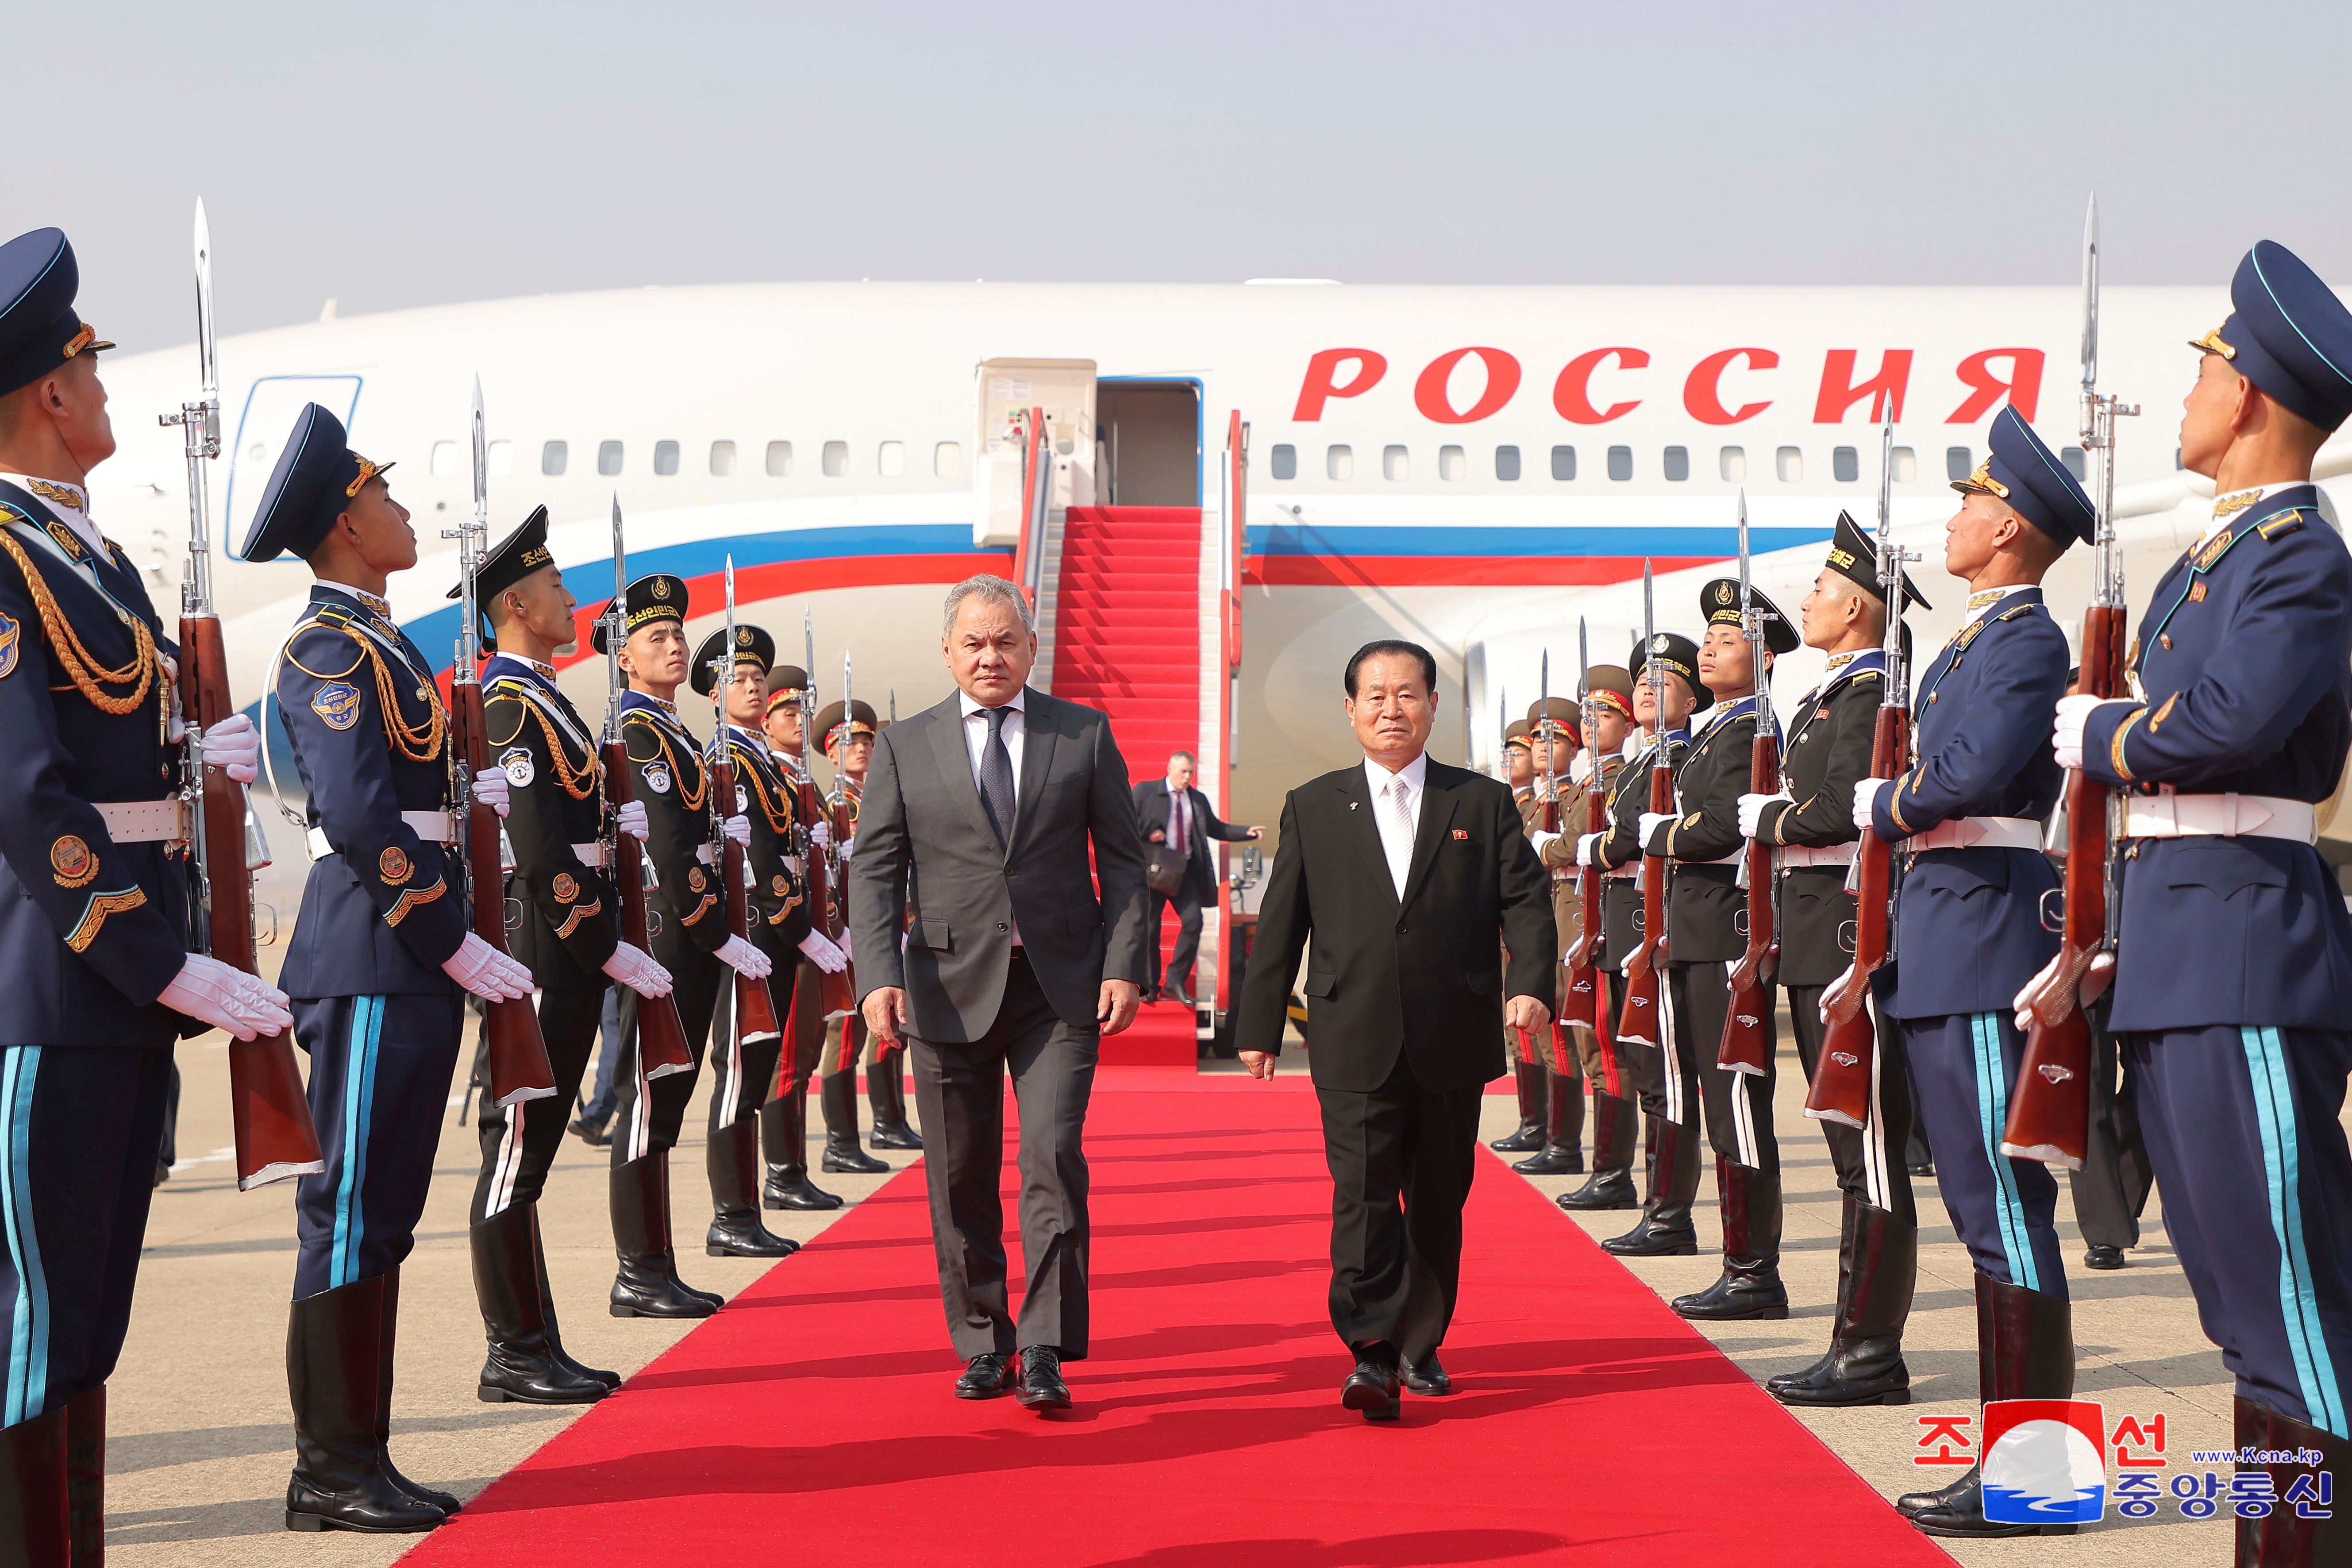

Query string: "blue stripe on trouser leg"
[[1899, 1011, 2066, 1296], [1, 1047, 46, 1427], [1972, 1011, 2041, 1294], [2242, 1027, 2348, 1437]]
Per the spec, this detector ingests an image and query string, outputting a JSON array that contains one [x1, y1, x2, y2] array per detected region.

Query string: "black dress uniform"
[[1551, 668, 1640, 1211], [814, 699, 894, 1175], [0, 228, 205, 1564], [2077, 241, 2352, 1564]]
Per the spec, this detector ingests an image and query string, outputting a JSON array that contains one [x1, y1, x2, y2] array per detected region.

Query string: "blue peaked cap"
[[0, 228, 113, 397], [2198, 239, 2352, 432], [234, 403, 395, 562], [1951, 405, 2095, 548]]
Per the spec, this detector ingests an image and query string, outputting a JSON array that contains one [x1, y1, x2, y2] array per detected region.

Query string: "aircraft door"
[[223, 375, 362, 557]]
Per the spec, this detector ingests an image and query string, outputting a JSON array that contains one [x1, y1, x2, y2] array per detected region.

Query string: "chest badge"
[[552, 872, 579, 902], [501, 747, 535, 788], [2189, 581, 2208, 603], [1451, 828, 1469, 840], [736, 784, 749, 814], [645, 763, 672, 795], [50, 835, 95, 889], [0, 610, 19, 679], [687, 866, 708, 892], [312, 682, 362, 731], [379, 846, 411, 884]]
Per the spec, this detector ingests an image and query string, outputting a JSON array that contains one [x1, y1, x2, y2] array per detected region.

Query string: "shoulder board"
[[2257, 509, 2307, 541], [1850, 670, 1881, 684]]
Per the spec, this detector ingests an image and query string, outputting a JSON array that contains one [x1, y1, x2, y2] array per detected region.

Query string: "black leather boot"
[[0, 1403, 69, 1563], [1603, 1113, 1700, 1256], [762, 1087, 843, 1210], [376, 1267, 462, 1514], [820, 1071, 889, 1173], [1771, 1197, 1915, 1406], [1513, 1068, 1586, 1174], [610, 1155, 721, 1318], [1672, 1156, 1788, 1319], [63, 1386, 102, 1566], [472, 1206, 609, 1404], [1907, 1272, 2076, 1538], [1490, 1061, 1547, 1151], [529, 1210, 620, 1392], [1559, 1093, 1639, 1210], [285, 1277, 445, 1532], [869, 1054, 921, 1149], [2245, 1399, 2352, 1567], [707, 1117, 800, 1257]]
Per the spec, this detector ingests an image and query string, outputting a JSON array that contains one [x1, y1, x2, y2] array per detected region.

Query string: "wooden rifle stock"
[[711, 747, 781, 1042], [1805, 706, 1909, 1128], [1719, 724, 1780, 1076], [450, 679, 555, 1106], [2004, 602, 2124, 1167], [604, 736, 694, 1077], [771, 768, 852, 1096], [1562, 777, 1619, 1096], [1615, 761, 1674, 1044], [181, 614, 324, 1191]]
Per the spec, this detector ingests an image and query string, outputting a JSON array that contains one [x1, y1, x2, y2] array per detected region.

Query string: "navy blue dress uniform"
[[240, 401, 477, 1531], [1549, 666, 1642, 1212], [757, 683, 849, 1211], [1866, 406, 2085, 1539], [453, 509, 623, 1407], [2078, 240, 2352, 1554], [1757, 514, 1924, 1409], [0, 228, 206, 1563]]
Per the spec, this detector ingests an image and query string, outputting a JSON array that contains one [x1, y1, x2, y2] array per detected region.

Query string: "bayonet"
[[1740, 489, 1773, 742], [604, 495, 627, 748]]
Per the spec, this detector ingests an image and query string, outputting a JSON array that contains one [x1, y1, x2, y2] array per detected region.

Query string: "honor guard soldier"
[[455, 508, 675, 1404], [1546, 667, 1640, 1210], [1510, 697, 1591, 1177], [690, 627, 841, 1254], [1748, 515, 1926, 1406], [0, 228, 288, 1560], [1857, 406, 2087, 1540], [589, 575, 777, 1317], [815, 698, 913, 1171], [1491, 718, 1550, 1154], [758, 670, 852, 1209], [2062, 241, 2352, 1564], [241, 402, 534, 1533], [1579, 636, 1701, 1254]]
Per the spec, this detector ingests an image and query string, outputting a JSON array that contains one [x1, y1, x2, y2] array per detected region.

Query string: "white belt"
[[570, 841, 609, 868], [2124, 791, 2317, 845], [94, 798, 188, 844], [1683, 851, 1743, 868], [1781, 842, 1859, 870], [306, 809, 454, 862], [1910, 815, 2041, 853]]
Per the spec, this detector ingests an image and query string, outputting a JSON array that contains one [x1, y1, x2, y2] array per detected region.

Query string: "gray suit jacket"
[[847, 687, 1151, 1042]]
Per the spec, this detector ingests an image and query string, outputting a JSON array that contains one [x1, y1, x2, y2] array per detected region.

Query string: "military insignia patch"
[[2193, 527, 2235, 570], [501, 746, 535, 788], [645, 764, 672, 794], [1651, 635, 1671, 654], [26, 479, 82, 510], [687, 866, 707, 892], [50, 835, 95, 889], [380, 846, 412, 883], [0, 610, 19, 678], [652, 578, 671, 600], [771, 874, 789, 896], [1713, 581, 1734, 606], [2189, 581, 2208, 602], [44, 521, 85, 561], [735, 628, 751, 646], [553, 872, 579, 902], [736, 784, 749, 813], [312, 682, 362, 731]]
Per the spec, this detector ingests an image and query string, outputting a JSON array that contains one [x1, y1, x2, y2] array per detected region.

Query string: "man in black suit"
[[1236, 639, 1554, 1420], [849, 574, 1150, 1412], [1132, 752, 1262, 1005]]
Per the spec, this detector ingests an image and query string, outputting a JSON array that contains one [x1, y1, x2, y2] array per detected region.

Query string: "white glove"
[[2054, 694, 2131, 773], [837, 835, 855, 861], [616, 800, 649, 841], [1637, 811, 1674, 847], [721, 813, 751, 847], [2013, 950, 2063, 1033], [715, 934, 773, 979], [471, 766, 510, 819], [1570, 750, 1594, 786], [809, 820, 833, 851], [600, 939, 673, 999], [1738, 791, 1791, 840], [798, 928, 849, 973], [835, 925, 853, 962], [158, 953, 293, 1041], [1529, 829, 1562, 859], [783, 853, 806, 875], [442, 932, 534, 1001], [1852, 778, 1891, 833], [1575, 831, 1601, 867], [198, 713, 261, 784]]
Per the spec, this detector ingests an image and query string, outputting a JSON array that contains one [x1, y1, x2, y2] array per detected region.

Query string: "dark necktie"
[[979, 707, 1017, 847]]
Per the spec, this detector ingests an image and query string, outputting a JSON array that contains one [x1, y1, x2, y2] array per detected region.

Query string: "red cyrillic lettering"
[[1292, 349, 1388, 421], [1948, 349, 2044, 424], [1813, 350, 1913, 423], [1683, 347, 1778, 425], [1413, 347, 1522, 424], [1553, 347, 1648, 424]]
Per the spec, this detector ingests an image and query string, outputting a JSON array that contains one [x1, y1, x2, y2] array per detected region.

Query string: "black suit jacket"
[[1236, 757, 1554, 1093], [1131, 778, 1251, 893]]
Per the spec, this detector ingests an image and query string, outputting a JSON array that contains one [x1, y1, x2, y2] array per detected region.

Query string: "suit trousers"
[[611, 951, 720, 1165], [471, 982, 605, 1222], [0, 1044, 171, 1428], [1315, 1048, 1484, 1361], [1786, 983, 1917, 1225], [2068, 1023, 2152, 1251], [1147, 874, 1205, 994], [1902, 1011, 2067, 1298], [910, 952, 1098, 1360]]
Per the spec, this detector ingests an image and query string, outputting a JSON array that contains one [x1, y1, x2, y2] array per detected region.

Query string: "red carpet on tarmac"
[[400, 1070, 1951, 1567]]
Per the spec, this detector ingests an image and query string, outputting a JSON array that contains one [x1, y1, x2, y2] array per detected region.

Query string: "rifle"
[[449, 379, 555, 1108], [1616, 561, 1672, 1046], [1806, 415, 1916, 1129], [1721, 491, 1780, 1076], [709, 557, 782, 1049], [164, 199, 324, 1190], [1560, 619, 1622, 1097], [602, 497, 694, 1079], [2006, 196, 2136, 1168]]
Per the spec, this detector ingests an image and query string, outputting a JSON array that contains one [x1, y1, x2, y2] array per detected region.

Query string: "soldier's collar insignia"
[[2213, 488, 2262, 520], [522, 656, 555, 679], [24, 478, 84, 512], [1824, 651, 1858, 673], [43, 520, 84, 561], [2193, 527, 2236, 571], [1966, 588, 2010, 613]]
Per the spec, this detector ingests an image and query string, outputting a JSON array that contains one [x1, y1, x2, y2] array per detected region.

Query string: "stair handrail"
[[1012, 404, 1051, 605]]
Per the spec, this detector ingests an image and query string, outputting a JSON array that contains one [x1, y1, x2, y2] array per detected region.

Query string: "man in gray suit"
[[851, 574, 1150, 1411]]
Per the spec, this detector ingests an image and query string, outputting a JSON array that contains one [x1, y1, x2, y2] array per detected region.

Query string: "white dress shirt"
[[959, 686, 1028, 943], [1362, 751, 1428, 901]]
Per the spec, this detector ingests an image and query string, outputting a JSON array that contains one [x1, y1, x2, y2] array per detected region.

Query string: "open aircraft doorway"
[[1096, 379, 1201, 507]]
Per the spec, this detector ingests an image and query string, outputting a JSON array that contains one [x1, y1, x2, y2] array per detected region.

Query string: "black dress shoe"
[[1671, 1270, 1790, 1321], [1341, 1347, 1401, 1422], [1558, 1168, 1640, 1210], [1400, 1352, 1450, 1396], [821, 1137, 890, 1175], [869, 1122, 924, 1151], [1016, 1346, 1071, 1410], [1512, 1144, 1585, 1175], [1601, 1216, 1698, 1256], [569, 1119, 611, 1148], [2083, 1244, 2126, 1270], [955, 1352, 1012, 1400], [1906, 1160, 1935, 1178], [1906, 1464, 2076, 1538]]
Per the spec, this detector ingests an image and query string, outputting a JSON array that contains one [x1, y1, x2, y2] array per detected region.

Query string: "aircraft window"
[[1383, 445, 1409, 482], [1551, 445, 1576, 481], [766, 441, 793, 477], [1777, 447, 1803, 483], [1439, 445, 1466, 482], [1946, 447, 1971, 481], [542, 441, 568, 477], [431, 441, 458, 477], [654, 440, 680, 477], [1663, 447, 1689, 482], [1832, 447, 1859, 483], [1892, 447, 1917, 483], [1270, 444, 1297, 480], [709, 441, 736, 477], [598, 441, 623, 477], [1720, 447, 1746, 483], [488, 440, 513, 477], [935, 442, 962, 479], [1327, 445, 1353, 481], [1606, 446, 1632, 482], [822, 441, 847, 478], [880, 441, 907, 478], [2061, 446, 2087, 481], [1495, 446, 1521, 482]]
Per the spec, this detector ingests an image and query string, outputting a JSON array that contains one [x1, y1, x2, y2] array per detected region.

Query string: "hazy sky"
[[28, 1, 2352, 350]]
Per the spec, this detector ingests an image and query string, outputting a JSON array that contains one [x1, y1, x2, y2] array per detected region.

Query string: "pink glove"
[[158, 953, 293, 1040], [443, 933, 533, 1000], [715, 934, 773, 979], [199, 713, 262, 784], [600, 940, 673, 999]]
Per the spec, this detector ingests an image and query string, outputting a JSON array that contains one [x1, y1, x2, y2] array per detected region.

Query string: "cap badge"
[[652, 578, 671, 600], [1964, 462, 2011, 500], [343, 454, 381, 498], [1651, 635, 1671, 654], [2193, 326, 2237, 361]]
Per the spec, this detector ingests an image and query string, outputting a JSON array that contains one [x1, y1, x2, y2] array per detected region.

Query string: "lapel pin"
[[1451, 828, 1469, 840], [1349, 801, 1358, 810]]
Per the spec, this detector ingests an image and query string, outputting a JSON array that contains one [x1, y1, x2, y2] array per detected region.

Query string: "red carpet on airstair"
[[400, 1070, 1953, 1568], [1051, 505, 1204, 1066]]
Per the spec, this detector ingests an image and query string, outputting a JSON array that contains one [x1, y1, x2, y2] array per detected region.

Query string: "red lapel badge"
[[1451, 828, 1469, 840]]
